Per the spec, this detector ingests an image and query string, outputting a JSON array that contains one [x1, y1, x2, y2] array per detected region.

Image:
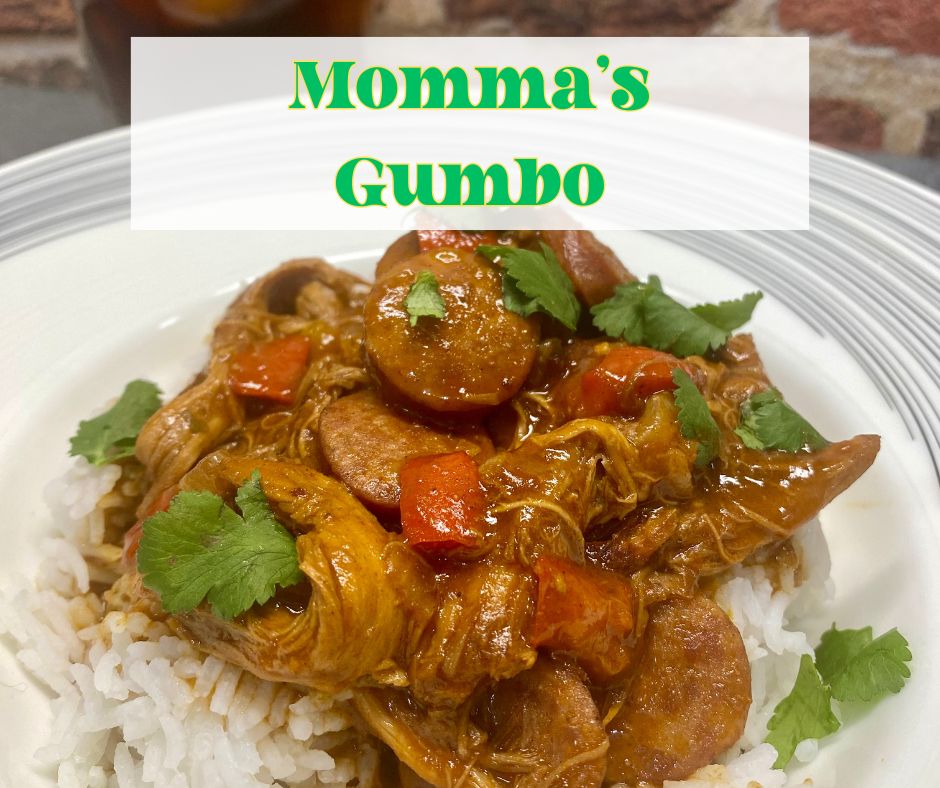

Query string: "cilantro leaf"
[[69, 380, 162, 466], [501, 272, 539, 318], [672, 369, 720, 467], [405, 270, 446, 326], [764, 625, 912, 769], [588, 279, 653, 345], [137, 470, 303, 620], [690, 291, 763, 332], [479, 243, 581, 331], [735, 388, 828, 452], [817, 626, 912, 703], [815, 625, 874, 684], [765, 653, 841, 769], [644, 288, 729, 357], [591, 277, 762, 357]]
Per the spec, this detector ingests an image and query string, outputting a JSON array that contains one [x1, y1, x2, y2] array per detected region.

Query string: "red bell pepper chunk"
[[399, 451, 486, 556], [123, 484, 178, 569], [229, 335, 311, 404], [579, 346, 694, 417], [416, 229, 500, 253], [529, 555, 636, 682]]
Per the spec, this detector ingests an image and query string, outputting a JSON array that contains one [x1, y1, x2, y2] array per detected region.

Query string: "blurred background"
[[1, 0, 939, 187]]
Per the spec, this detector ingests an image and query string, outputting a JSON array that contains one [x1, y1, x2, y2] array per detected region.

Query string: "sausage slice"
[[375, 231, 503, 281], [319, 390, 493, 511], [605, 595, 751, 784], [476, 657, 608, 786], [540, 230, 634, 306], [375, 231, 419, 281], [364, 250, 540, 413]]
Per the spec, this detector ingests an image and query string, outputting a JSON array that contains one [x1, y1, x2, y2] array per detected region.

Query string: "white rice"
[[1, 459, 377, 788], [2, 458, 834, 787]]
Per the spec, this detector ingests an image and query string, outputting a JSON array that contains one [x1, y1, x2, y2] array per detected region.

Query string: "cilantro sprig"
[[69, 380, 162, 466], [690, 293, 765, 332], [766, 654, 841, 769], [405, 270, 446, 326], [137, 471, 303, 620], [765, 625, 911, 768], [591, 277, 762, 357], [672, 369, 720, 467], [735, 388, 828, 452], [478, 243, 581, 331], [816, 625, 912, 703]]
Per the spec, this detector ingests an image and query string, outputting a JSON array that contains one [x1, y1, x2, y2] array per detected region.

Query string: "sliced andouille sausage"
[[415, 229, 500, 253], [375, 232, 419, 281], [364, 250, 540, 413], [376, 231, 505, 281], [476, 657, 608, 785], [319, 390, 493, 512], [605, 595, 751, 784], [540, 230, 634, 306]]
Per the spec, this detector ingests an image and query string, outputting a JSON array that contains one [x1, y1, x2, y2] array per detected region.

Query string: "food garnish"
[[672, 368, 721, 467], [815, 625, 912, 703], [690, 291, 765, 332], [478, 243, 582, 330], [766, 625, 911, 768], [137, 470, 302, 619], [765, 654, 841, 769], [591, 276, 762, 357], [405, 270, 446, 326], [735, 388, 828, 452], [69, 379, 162, 466]]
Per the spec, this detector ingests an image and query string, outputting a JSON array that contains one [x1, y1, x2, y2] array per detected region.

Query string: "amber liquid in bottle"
[[75, 0, 369, 122]]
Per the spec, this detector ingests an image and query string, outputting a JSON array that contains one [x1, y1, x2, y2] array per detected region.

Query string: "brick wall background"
[[0, 0, 85, 88], [3, 0, 940, 157]]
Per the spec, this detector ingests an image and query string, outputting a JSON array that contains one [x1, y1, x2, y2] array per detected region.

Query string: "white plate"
[[1, 131, 939, 786]]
